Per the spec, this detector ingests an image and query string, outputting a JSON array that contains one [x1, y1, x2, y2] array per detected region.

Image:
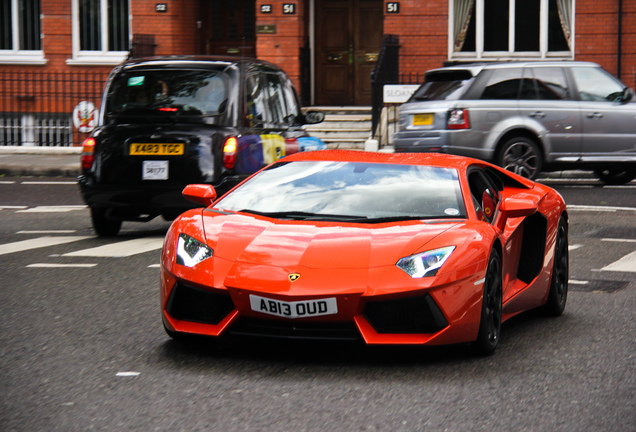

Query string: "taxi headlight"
[[176, 233, 213, 267], [396, 246, 455, 278]]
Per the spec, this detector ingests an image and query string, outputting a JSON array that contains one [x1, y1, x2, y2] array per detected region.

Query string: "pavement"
[[0, 145, 598, 180]]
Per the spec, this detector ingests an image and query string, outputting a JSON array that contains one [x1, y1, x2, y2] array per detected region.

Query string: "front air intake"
[[165, 283, 234, 325], [363, 294, 448, 334]]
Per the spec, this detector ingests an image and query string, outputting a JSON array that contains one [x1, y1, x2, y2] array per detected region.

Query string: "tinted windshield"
[[106, 69, 229, 119], [409, 70, 473, 101], [215, 161, 466, 222]]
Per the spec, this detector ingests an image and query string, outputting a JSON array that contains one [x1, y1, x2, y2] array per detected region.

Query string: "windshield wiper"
[[238, 209, 368, 221]]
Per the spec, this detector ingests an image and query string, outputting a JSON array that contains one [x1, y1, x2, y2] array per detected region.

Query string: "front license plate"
[[249, 294, 338, 319], [412, 113, 433, 126], [130, 143, 184, 156], [143, 160, 168, 180]]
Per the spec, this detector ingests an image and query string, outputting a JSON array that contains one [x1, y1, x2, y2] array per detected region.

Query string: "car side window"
[[245, 74, 267, 127], [282, 77, 301, 124], [263, 73, 288, 125], [468, 170, 499, 223], [521, 67, 570, 100], [479, 68, 523, 100], [571, 66, 627, 102]]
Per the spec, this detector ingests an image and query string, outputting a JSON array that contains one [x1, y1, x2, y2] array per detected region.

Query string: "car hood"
[[201, 211, 459, 269]]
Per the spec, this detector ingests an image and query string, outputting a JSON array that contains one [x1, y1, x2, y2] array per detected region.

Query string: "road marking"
[[569, 244, 583, 251], [148, 263, 161, 268], [63, 236, 164, 257], [18, 230, 77, 234], [567, 204, 636, 212], [601, 238, 636, 244], [0, 205, 28, 210], [0, 236, 91, 256], [0, 181, 17, 184], [17, 205, 87, 213], [116, 372, 140, 377], [21, 181, 77, 185], [569, 280, 589, 285], [601, 250, 636, 273], [27, 263, 98, 268]]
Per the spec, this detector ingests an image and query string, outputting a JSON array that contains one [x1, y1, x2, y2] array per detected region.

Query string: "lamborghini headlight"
[[396, 246, 455, 278], [176, 233, 213, 267]]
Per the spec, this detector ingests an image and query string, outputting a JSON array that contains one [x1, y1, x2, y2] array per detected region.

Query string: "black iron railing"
[[0, 70, 109, 147], [370, 35, 400, 137]]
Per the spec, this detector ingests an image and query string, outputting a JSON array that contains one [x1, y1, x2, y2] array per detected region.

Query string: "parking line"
[[0, 236, 91, 256], [63, 237, 165, 257], [27, 263, 98, 268], [601, 251, 636, 273]]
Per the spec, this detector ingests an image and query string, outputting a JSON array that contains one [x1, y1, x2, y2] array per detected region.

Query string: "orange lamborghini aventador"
[[160, 150, 568, 355]]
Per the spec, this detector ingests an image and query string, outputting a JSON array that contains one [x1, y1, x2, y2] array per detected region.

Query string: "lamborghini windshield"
[[215, 161, 467, 222], [105, 69, 229, 118]]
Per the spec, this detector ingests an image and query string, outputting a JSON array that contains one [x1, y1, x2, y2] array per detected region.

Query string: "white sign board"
[[383, 85, 419, 103], [72, 101, 97, 133]]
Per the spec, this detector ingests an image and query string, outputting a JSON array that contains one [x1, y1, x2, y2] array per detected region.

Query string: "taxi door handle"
[[529, 111, 546, 119]]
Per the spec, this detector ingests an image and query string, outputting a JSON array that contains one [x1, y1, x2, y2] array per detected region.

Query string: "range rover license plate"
[[130, 143, 184, 156], [413, 114, 433, 126], [249, 294, 338, 319]]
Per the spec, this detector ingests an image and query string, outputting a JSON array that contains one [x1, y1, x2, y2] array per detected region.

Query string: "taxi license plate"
[[413, 113, 434, 126], [249, 294, 338, 319], [130, 143, 184, 156]]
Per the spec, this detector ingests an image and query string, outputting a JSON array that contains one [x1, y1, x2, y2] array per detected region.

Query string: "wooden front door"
[[315, 0, 383, 106], [199, 0, 256, 57]]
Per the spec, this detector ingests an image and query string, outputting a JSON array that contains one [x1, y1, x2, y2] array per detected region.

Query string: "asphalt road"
[[0, 176, 634, 432]]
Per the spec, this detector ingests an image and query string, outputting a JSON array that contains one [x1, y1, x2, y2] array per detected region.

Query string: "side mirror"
[[303, 111, 325, 125], [182, 184, 217, 207], [621, 87, 634, 103], [495, 195, 538, 231]]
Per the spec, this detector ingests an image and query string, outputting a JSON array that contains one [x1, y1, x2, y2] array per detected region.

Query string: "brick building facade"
[[1, 0, 634, 146]]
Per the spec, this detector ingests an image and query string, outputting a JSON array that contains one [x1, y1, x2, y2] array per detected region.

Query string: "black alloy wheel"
[[594, 167, 636, 185], [498, 137, 543, 180], [90, 207, 122, 237], [474, 249, 503, 356], [542, 216, 569, 316]]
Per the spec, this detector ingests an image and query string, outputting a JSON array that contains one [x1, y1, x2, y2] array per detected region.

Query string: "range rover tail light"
[[447, 109, 470, 130], [223, 136, 238, 169], [81, 137, 96, 169]]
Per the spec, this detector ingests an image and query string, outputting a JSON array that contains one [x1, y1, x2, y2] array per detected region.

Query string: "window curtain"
[[454, 0, 475, 52], [556, 0, 572, 49]]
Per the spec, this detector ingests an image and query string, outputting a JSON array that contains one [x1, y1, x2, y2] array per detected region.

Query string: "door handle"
[[586, 112, 604, 119], [327, 54, 342, 61], [530, 111, 546, 119]]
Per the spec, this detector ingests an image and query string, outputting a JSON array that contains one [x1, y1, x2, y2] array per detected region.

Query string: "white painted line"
[[569, 244, 583, 251], [0, 181, 17, 184], [115, 372, 140, 377], [64, 236, 165, 257], [21, 181, 77, 185], [17, 205, 87, 213], [148, 263, 161, 268], [27, 263, 97, 268], [0, 236, 91, 256], [0, 205, 28, 209], [569, 280, 589, 285], [567, 204, 636, 212], [601, 250, 636, 273], [18, 230, 77, 234], [601, 238, 636, 244]]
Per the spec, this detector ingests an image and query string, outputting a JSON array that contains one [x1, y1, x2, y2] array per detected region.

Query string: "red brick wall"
[[255, 0, 308, 94]]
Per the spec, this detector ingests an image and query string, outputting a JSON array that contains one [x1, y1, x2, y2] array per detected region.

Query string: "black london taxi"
[[78, 56, 325, 236]]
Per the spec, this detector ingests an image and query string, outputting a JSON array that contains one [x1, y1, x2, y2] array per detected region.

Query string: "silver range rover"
[[393, 61, 636, 184]]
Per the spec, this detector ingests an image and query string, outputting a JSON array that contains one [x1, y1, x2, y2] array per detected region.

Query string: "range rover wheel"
[[497, 137, 543, 180], [90, 207, 122, 237], [594, 168, 636, 185]]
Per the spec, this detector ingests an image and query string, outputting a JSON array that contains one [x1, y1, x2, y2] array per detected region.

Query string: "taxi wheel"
[[474, 249, 502, 356], [90, 207, 122, 237]]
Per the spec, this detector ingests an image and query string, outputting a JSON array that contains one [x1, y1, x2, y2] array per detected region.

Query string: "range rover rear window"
[[409, 70, 474, 102]]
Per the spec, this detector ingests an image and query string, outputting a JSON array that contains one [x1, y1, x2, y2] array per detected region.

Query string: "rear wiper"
[[239, 209, 368, 221]]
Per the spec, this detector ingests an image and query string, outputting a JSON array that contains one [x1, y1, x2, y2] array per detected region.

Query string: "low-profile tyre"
[[594, 168, 636, 185], [497, 137, 543, 180], [541, 216, 569, 316], [90, 207, 122, 237], [474, 249, 503, 356]]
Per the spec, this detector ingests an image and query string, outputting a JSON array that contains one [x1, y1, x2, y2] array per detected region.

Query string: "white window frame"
[[0, 0, 46, 65], [67, 0, 131, 66], [448, 0, 575, 61]]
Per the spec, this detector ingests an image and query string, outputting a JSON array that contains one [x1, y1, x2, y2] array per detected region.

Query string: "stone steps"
[[304, 106, 372, 149]]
